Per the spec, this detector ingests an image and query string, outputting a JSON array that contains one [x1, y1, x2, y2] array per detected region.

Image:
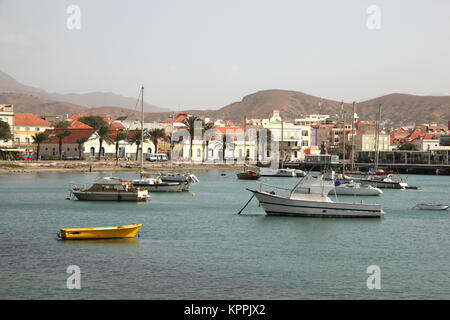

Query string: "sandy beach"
[[0, 160, 244, 174]]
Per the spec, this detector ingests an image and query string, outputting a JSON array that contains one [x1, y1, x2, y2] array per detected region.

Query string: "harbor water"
[[0, 171, 449, 299]]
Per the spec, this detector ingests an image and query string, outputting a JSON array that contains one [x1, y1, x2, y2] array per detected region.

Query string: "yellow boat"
[[57, 224, 142, 240]]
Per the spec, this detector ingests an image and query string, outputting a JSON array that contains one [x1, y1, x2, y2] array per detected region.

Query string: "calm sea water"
[[0, 170, 449, 299]]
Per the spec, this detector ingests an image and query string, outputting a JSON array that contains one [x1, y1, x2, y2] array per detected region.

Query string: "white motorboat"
[[248, 174, 384, 218], [260, 168, 297, 177], [132, 176, 186, 192], [345, 174, 408, 189], [414, 203, 449, 211], [330, 181, 383, 196], [159, 172, 199, 191], [71, 177, 148, 201]]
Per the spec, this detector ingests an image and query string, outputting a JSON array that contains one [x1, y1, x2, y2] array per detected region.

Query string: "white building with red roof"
[[14, 113, 51, 148]]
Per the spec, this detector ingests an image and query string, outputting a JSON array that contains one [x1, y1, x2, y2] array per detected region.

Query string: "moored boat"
[[259, 168, 297, 177], [248, 173, 384, 218], [237, 170, 261, 180], [414, 203, 449, 211], [58, 224, 142, 240], [330, 181, 383, 196], [132, 175, 186, 192], [71, 177, 148, 201]]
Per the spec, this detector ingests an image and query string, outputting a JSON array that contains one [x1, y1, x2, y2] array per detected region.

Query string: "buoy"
[[191, 193, 196, 196]]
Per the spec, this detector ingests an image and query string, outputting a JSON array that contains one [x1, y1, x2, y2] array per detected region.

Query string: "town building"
[[0, 104, 14, 147], [14, 113, 52, 150]]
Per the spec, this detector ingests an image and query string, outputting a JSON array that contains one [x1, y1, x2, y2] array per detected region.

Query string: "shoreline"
[[0, 160, 243, 174]]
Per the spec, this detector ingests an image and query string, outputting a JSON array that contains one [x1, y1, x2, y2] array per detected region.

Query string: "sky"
[[1, 0, 450, 110]]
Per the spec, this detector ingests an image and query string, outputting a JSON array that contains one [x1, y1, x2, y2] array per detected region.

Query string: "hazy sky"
[[1, 0, 449, 110]]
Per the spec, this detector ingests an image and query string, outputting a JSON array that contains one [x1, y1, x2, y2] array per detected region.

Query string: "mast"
[[281, 119, 284, 169], [351, 101, 356, 171], [140, 85, 144, 177], [171, 112, 174, 169], [374, 103, 381, 172], [342, 112, 346, 175]]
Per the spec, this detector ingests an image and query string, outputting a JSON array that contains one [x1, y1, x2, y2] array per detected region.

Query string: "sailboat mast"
[[140, 86, 144, 177], [375, 103, 381, 172], [351, 101, 356, 171]]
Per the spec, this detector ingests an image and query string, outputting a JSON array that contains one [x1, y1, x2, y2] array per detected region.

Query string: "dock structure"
[[278, 149, 450, 175]]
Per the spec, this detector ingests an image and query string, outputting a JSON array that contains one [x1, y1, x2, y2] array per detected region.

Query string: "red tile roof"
[[44, 128, 95, 143], [15, 114, 51, 126], [69, 120, 92, 129]]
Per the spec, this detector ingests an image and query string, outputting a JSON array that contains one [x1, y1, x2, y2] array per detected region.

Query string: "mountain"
[[0, 70, 169, 113], [207, 90, 450, 126]]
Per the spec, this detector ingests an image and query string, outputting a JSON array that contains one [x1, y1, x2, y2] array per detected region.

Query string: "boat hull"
[[72, 190, 148, 201], [132, 181, 186, 192], [330, 185, 383, 196], [237, 171, 261, 180], [58, 224, 142, 240], [250, 190, 384, 218], [416, 204, 449, 211]]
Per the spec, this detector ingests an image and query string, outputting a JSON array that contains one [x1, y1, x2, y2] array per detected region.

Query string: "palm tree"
[[148, 128, 166, 154], [114, 131, 128, 163], [202, 122, 214, 161], [52, 120, 71, 129], [55, 130, 72, 160], [182, 116, 202, 160], [31, 132, 49, 161], [130, 131, 148, 160], [96, 126, 110, 160], [76, 137, 88, 160]]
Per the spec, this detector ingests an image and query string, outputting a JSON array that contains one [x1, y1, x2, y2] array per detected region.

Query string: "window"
[[67, 148, 70, 151], [302, 141, 309, 147], [302, 130, 309, 136], [147, 148, 152, 154], [100, 147, 105, 157], [15, 138, 20, 144], [197, 148, 201, 158], [36, 128, 40, 131], [90, 147, 95, 157], [25, 138, 30, 144]]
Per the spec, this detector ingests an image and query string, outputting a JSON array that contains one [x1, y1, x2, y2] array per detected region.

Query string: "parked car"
[[146, 153, 168, 162]]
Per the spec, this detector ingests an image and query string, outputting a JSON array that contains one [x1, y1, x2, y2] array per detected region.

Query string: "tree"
[[96, 126, 110, 160], [55, 130, 72, 160], [76, 137, 88, 160], [78, 116, 107, 130], [52, 120, 71, 129], [182, 116, 202, 160], [202, 122, 214, 161], [31, 132, 49, 161], [113, 131, 128, 163], [0, 120, 12, 141], [148, 128, 166, 154], [130, 131, 148, 160]]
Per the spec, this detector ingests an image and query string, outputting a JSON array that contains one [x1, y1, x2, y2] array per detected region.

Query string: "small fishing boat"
[[247, 173, 384, 218], [237, 170, 261, 180], [132, 175, 186, 192], [330, 180, 383, 196], [345, 174, 408, 189], [259, 168, 297, 177], [71, 177, 148, 201], [414, 203, 449, 211], [58, 224, 142, 240], [159, 172, 199, 191]]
